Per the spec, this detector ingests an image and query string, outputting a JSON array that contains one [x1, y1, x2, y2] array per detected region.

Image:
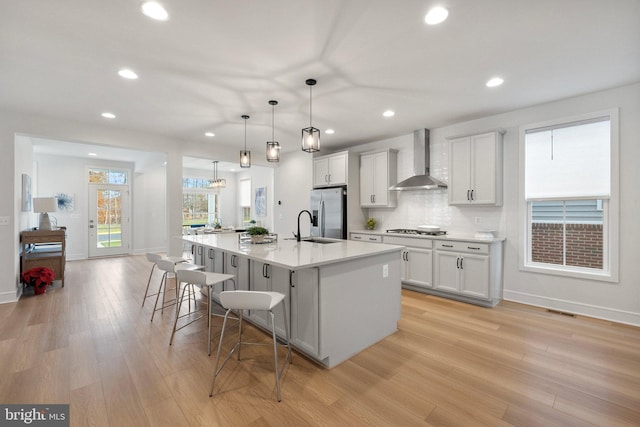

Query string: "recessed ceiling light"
[[383, 110, 395, 117], [325, 129, 335, 135], [118, 69, 138, 80], [141, 1, 169, 21], [88, 153, 97, 156], [205, 132, 215, 137], [486, 77, 504, 87], [425, 7, 449, 25], [101, 112, 116, 119]]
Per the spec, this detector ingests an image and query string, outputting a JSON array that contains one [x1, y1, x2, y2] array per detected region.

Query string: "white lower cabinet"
[[434, 241, 501, 305], [290, 268, 319, 357], [246, 261, 320, 359], [248, 261, 290, 337], [405, 247, 433, 288], [383, 235, 433, 289]]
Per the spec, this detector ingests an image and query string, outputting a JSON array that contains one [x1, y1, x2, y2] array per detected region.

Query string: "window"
[[88, 168, 128, 184], [520, 110, 618, 281], [182, 177, 218, 226], [240, 179, 251, 226]]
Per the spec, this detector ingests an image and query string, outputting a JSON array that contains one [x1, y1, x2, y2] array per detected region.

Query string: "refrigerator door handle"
[[320, 200, 326, 237]]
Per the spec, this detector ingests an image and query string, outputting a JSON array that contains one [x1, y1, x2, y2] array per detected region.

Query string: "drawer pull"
[[468, 246, 481, 250], [368, 237, 378, 241], [442, 244, 454, 248]]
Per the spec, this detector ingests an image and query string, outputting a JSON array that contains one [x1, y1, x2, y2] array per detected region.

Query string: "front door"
[[88, 184, 130, 257]]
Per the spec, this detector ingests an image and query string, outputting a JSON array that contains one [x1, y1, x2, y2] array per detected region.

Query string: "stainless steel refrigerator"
[[310, 186, 347, 239]]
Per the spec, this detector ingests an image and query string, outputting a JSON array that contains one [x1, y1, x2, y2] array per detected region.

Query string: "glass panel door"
[[89, 184, 130, 257]]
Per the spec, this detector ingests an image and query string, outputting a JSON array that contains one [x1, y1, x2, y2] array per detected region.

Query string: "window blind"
[[525, 118, 610, 200]]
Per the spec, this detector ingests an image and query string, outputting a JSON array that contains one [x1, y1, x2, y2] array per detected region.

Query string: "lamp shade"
[[33, 197, 58, 213]]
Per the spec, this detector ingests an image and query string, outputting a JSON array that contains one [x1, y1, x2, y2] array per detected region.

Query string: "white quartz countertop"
[[182, 234, 403, 270], [351, 229, 505, 244]]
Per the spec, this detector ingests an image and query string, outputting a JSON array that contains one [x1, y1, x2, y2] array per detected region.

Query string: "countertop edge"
[[350, 229, 505, 243]]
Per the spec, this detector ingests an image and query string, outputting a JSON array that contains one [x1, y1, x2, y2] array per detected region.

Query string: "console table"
[[20, 228, 66, 287]]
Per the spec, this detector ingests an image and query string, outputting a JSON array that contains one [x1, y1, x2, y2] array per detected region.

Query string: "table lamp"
[[33, 197, 58, 230]]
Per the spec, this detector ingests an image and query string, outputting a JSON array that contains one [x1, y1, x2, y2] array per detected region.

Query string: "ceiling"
[[3, 0, 639, 163]]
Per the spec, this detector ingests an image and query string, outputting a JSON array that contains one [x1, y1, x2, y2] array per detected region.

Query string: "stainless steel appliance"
[[386, 228, 447, 236], [310, 186, 347, 239]]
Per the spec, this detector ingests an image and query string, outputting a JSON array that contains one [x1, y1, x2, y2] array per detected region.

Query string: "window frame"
[[518, 108, 619, 282], [182, 177, 219, 227]]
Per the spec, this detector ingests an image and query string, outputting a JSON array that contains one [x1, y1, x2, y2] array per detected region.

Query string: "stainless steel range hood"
[[389, 129, 447, 191]]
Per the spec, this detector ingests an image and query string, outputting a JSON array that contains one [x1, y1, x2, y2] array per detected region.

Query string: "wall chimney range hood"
[[389, 129, 447, 191]]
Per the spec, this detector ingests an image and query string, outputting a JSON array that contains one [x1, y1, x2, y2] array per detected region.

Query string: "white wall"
[[273, 150, 314, 237], [363, 83, 640, 326], [235, 166, 275, 230]]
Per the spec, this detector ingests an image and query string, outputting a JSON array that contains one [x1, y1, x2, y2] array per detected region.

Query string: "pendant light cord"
[[309, 84, 313, 127], [272, 103, 275, 141]]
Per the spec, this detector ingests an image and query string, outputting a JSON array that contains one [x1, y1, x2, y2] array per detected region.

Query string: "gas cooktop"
[[386, 228, 447, 236]]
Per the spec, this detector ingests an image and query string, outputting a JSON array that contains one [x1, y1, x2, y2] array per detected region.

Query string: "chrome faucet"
[[297, 210, 313, 242]]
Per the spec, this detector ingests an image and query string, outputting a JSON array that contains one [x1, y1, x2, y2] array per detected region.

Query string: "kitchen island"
[[183, 233, 403, 368]]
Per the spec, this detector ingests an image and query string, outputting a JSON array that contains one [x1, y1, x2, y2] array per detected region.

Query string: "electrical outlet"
[[474, 216, 481, 225], [382, 264, 388, 278]]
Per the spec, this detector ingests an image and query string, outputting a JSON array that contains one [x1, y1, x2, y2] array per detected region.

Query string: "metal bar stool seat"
[[150, 259, 203, 322], [210, 290, 292, 402], [170, 269, 237, 355], [142, 253, 187, 307]]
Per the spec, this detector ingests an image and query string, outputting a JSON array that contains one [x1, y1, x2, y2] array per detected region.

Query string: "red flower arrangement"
[[22, 267, 55, 294]]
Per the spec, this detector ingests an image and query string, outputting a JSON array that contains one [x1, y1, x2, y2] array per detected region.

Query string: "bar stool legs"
[[209, 291, 292, 402]]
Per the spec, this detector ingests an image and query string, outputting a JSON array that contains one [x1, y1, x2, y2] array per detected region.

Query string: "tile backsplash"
[[363, 133, 505, 237]]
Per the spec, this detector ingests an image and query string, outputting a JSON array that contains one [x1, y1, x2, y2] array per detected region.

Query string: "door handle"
[[470, 190, 474, 201], [456, 257, 460, 269], [289, 270, 295, 287]]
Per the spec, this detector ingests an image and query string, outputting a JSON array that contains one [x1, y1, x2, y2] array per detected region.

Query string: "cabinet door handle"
[[460, 257, 464, 269], [263, 263, 270, 279], [456, 257, 460, 269], [208, 248, 214, 259], [325, 174, 328, 183], [289, 270, 295, 288], [470, 190, 474, 201], [197, 246, 203, 255], [231, 255, 237, 268], [467, 190, 471, 201], [328, 174, 331, 182]]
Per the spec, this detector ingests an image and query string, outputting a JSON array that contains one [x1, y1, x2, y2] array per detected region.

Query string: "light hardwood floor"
[[1, 255, 639, 426]]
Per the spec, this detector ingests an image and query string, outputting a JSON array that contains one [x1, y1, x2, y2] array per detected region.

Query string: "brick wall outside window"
[[531, 223, 603, 269]]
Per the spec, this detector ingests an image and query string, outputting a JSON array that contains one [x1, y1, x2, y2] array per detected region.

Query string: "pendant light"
[[240, 114, 251, 168], [301, 78, 320, 153], [266, 100, 280, 162], [210, 160, 226, 189]]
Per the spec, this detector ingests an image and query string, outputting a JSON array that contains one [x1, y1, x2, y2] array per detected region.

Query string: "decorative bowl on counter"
[[238, 232, 278, 244]]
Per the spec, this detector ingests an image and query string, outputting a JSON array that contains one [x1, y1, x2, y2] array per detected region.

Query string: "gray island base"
[[183, 233, 402, 368]]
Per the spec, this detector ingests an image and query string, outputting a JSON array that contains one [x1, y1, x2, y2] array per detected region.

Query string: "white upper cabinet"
[[360, 149, 397, 207], [313, 151, 347, 187], [448, 131, 503, 206]]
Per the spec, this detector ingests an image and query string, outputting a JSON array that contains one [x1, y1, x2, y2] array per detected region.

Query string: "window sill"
[[521, 262, 618, 283]]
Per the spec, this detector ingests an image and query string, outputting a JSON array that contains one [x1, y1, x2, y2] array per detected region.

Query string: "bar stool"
[[150, 259, 203, 322], [142, 253, 187, 307], [209, 290, 292, 402], [170, 269, 237, 355]]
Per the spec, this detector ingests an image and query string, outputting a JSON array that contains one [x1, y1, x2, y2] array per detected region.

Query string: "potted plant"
[[246, 226, 269, 243], [366, 218, 377, 230], [21, 267, 55, 295]]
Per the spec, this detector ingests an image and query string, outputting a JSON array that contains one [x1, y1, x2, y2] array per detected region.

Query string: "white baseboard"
[[0, 287, 21, 304], [503, 290, 640, 327]]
